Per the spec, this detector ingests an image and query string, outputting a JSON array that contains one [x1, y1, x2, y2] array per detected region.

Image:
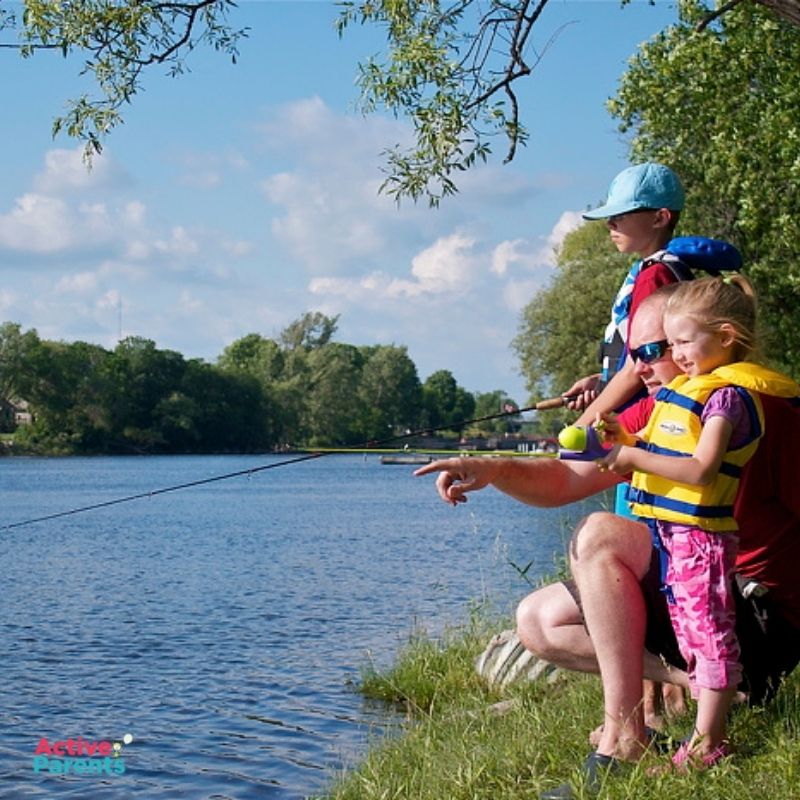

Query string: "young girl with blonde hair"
[[601, 274, 800, 768]]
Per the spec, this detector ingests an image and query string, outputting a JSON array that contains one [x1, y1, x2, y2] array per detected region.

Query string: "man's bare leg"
[[516, 583, 600, 672], [517, 574, 690, 728], [570, 512, 654, 762]]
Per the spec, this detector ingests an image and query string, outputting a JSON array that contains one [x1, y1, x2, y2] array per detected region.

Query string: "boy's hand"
[[563, 374, 601, 411]]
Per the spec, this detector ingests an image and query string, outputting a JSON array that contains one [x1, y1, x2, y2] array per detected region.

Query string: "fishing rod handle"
[[534, 394, 580, 411]]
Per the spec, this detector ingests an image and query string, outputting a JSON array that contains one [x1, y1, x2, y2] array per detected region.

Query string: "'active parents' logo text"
[[33, 733, 134, 776]]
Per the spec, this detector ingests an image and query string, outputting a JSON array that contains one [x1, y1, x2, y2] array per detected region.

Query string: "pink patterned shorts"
[[657, 522, 743, 696]]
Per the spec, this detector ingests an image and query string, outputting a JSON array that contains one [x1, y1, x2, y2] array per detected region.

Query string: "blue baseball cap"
[[582, 162, 685, 220]]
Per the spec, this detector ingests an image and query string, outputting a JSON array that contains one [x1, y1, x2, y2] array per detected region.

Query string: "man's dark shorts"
[[564, 548, 800, 705]]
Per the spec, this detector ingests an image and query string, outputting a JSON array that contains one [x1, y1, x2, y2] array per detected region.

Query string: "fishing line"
[[4, 394, 574, 531]]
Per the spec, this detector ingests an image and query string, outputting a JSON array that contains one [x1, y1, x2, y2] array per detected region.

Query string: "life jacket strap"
[[627, 487, 734, 520]]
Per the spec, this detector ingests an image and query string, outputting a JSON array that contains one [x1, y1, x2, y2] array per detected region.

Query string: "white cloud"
[[308, 232, 478, 304], [387, 233, 477, 297], [549, 210, 584, 248], [0, 194, 81, 253], [97, 290, 121, 311], [257, 97, 428, 275], [502, 278, 546, 313], [56, 271, 99, 295], [491, 210, 584, 277], [33, 147, 129, 195], [491, 239, 533, 276], [153, 226, 200, 257]]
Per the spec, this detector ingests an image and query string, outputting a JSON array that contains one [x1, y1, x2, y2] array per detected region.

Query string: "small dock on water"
[[379, 453, 433, 465]]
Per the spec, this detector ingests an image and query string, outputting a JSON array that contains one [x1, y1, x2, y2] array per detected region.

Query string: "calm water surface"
[[0, 454, 603, 798]]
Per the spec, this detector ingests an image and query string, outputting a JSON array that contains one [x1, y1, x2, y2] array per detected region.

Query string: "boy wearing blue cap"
[[567, 162, 686, 419], [566, 162, 689, 735]]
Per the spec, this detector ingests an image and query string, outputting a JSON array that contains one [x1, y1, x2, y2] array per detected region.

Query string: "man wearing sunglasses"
[[416, 287, 800, 796]]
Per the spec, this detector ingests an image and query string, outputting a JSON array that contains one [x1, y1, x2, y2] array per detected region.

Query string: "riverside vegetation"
[[319, 609, 800, 799], [0, 313, 527, 456]]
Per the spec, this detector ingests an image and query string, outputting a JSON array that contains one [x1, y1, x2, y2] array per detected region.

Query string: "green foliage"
[[279, 311, 340, 351], [0, 321, 42, 410], [337, 0, 536, 205], [2, 0, 246, 156], [2, 311, 479, 453], [471, 390, 521, 435], [512, 221, 630, 399], [422, 368, 476, 433], [359, 614, 496, 713], [609, 0, 800, 375], [357, 344, 423, 441]]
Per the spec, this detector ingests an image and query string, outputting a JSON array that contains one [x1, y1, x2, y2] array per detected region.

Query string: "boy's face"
[[605, 208, 671, 256]]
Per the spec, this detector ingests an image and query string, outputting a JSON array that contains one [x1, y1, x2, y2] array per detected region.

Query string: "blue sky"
[[0, 0, 680, 404]]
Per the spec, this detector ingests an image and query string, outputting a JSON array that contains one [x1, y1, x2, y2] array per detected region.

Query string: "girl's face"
[[663, 312, 735, 377], [605, 209, 670, 257]]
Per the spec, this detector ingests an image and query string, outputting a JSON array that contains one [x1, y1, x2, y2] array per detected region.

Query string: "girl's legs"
[[663, 526, 741, 756], [691, 687, 737, 753]]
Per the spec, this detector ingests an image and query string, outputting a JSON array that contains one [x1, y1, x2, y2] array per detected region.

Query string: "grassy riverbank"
[[318, 614, 800, 799]]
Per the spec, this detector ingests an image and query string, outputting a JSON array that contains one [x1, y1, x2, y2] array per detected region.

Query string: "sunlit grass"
[[318, 614, 800, 800]]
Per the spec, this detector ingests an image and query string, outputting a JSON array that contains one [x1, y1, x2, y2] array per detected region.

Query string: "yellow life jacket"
[[628, 362, 800, 531]]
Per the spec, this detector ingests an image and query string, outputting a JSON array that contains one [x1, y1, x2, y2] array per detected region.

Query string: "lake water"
[[0, 454, 604, 798]]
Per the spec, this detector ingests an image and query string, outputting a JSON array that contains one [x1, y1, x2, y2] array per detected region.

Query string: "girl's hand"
[[597, 413, 637, 447], [600, 444, 636, 475]]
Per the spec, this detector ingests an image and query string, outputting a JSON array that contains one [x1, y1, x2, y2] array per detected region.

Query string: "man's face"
[[629, 304, 681, 395]]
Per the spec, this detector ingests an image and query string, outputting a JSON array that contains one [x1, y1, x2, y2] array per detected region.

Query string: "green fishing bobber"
[[558, 425, 587, 452]]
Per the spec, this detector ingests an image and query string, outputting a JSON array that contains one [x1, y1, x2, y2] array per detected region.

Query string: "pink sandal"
[[670, 740, 732, 770]]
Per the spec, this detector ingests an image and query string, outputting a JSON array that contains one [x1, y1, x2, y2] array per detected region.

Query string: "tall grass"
[[318, 614, 800, 800]]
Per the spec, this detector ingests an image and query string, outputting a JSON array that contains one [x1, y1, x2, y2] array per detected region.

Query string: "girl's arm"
[[604, 415, 734, 486]]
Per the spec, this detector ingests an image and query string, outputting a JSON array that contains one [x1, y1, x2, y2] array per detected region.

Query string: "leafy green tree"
[[337, 0, 800, 204], [0, 322, 43, 429], [18, 339, 112, 451], [218, 333, 285, 380], [217, 333, 289, 444], [422, 369, 475, 433], [512, 220, 629, 400], [279, 312, 340, 352], [1, 0, 245, 156], [103, 336, 187, 451], [609, 0, 800, 373], [357, 344, 423, 441], [174, 360, 273, 451], [6, 1, 800, 203], [305, 342, 364, 445], [471, 390, 520, 435]]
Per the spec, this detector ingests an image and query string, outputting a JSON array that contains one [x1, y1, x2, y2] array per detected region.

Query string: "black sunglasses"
[[630, 339, 670, 364]]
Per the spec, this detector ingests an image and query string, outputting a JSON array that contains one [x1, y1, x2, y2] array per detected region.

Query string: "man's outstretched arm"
[[414, 455, 620, 508]]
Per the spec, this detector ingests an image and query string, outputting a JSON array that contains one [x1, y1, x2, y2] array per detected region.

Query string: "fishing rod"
[[3, 393, 577, 531]]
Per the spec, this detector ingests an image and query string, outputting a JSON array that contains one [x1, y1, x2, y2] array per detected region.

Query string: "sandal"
[[670, 740, 732, 770]]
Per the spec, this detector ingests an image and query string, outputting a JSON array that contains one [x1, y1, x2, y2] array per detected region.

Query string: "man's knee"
[[516, 583, 580, 658], [569, 511, 651, 576]]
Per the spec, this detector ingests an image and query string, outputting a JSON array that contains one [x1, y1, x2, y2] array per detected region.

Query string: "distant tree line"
[[0, 314, 520, 455]]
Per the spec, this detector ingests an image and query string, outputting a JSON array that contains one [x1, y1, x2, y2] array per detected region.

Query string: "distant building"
[[1, 398, 32, 432]]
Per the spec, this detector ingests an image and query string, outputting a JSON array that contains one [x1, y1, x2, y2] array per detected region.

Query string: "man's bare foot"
[[589, 723, 604, 747], [661, 682, 688, 717]]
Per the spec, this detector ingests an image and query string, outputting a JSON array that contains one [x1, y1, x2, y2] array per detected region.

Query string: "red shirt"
[[627, 261, 680, 347], [619, 394, 800, 628]]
